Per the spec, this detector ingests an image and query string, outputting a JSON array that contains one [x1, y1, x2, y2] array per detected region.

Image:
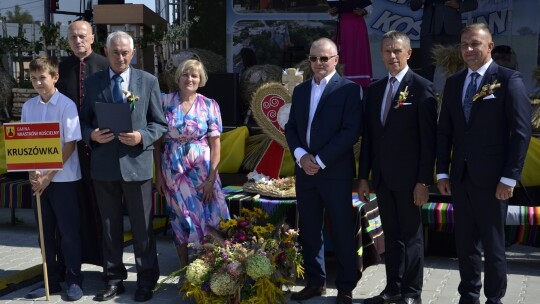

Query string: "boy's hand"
[[91, 128, 114, 143], [30, 171, 52, 196]]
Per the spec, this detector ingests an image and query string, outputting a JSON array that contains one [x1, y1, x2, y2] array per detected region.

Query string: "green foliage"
[[188, 0, 226, 56], [6, 5, 33, 24]]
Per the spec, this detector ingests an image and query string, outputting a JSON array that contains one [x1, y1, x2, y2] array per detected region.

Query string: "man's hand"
[[300, 153, 320, 175], [357, 179, 371, 204], [495, 182, 514, 200], [119, 131, 142, 146], [444, 0, 460, 9], [353, 8, 368, 16], [328, 7, 338, 16], [413, 183, 429, 206], [90, 128, 114, 143], [437, 178, 452, 195]]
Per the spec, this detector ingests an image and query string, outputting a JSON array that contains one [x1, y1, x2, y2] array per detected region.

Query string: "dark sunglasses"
[[307, 55, 337, 63]]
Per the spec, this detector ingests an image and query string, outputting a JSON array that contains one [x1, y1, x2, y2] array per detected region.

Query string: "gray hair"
[[106, 31, 134, 50], [381, 30, 411, 50]]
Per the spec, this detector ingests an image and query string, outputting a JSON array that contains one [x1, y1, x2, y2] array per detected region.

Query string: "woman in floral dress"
[[154, 59, 230, 267]]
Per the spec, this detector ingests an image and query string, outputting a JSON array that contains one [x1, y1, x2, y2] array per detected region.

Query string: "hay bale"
[[240, 64, 283, 104], [431, 44, 465, 77], [161, 48, 226, 93]]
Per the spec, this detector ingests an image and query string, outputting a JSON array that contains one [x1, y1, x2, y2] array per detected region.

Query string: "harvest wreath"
[[242, 171, 296, 198]]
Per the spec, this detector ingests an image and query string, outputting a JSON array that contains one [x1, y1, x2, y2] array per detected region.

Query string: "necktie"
[[463, 72, 479, 123], [382, 77, 396, 125], [112, 74, 124, 103]]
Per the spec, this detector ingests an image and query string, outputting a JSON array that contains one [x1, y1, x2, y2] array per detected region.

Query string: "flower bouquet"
[[165, 207, 304, 303]]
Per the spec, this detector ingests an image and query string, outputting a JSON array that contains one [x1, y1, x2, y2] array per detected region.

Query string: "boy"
[[23, 56, 84, 301]]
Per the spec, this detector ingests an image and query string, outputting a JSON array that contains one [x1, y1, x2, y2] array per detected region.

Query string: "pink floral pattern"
[[160, 92, 230, 245]]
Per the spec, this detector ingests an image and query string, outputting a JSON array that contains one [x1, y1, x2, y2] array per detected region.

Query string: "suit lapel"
[[375, 77, 389, 128], [385, 71, 413, 126], [313, 73, 340, 119], [101, 70, 114, 103], [469, 62, 498, 124]]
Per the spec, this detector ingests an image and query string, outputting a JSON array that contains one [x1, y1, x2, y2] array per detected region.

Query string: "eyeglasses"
[[307, 55, 337, 63]]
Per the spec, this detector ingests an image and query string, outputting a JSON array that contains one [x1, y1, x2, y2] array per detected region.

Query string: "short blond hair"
[[174, 59, 208, 88]]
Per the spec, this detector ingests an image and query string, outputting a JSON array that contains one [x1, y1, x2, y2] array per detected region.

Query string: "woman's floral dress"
[[160, 92, 230, 245]]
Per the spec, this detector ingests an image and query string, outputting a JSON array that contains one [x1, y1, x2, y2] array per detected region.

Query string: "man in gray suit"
[[80, 31, 167, 302], [410, 0, 478, 81]]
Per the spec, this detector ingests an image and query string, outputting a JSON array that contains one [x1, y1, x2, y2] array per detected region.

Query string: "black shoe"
[[290, 285, 327, 301], [134, 286, 153, 302], [364, 291, 402, 304], [399, 297, 422, 304], [94, 283, 125, 301], [336, 290, 353, 304]]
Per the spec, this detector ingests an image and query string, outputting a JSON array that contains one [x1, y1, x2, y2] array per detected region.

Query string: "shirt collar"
[[38, 89, 59, 105], [467, 59, 493, 78], [311, 70, 337, 86], [388, 65, 409, 83], [109, 68, 130, 81]]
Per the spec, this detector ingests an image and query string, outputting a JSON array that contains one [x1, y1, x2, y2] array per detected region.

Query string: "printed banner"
[[3, 122, 63, 171]]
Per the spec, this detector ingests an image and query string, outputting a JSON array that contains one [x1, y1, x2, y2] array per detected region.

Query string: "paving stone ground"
[[1, 208, 539, 303]]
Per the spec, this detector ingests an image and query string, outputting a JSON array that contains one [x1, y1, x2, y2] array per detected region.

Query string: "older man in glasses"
[[285, 37, 363, 304]]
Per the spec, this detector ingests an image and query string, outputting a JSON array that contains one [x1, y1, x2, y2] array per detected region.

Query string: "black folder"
[[95, 102, 133, 135]]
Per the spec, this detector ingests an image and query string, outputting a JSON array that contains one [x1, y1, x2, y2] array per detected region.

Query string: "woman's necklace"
[[180, 94, 196, 115]]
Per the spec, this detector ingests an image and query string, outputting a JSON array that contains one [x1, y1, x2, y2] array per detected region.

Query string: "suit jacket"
[[410, 0, 478, 36], [285, 73, 362, 181], [359, 69, 438, 191], [80, 67, 167, 182], [436, 62, 531, 188], [57, 53, 109, 108]]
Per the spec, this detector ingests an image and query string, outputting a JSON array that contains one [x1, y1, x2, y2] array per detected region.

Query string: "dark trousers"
[[419, 33, 460, 81], [93, 179, 159, 289], [375, 181, 424, 298], [296, 177, 359, 292], [452, 171, 508, 304], [33, 181, 82, 287]]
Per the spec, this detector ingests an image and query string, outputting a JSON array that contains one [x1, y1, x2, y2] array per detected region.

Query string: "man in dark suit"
[[358, 30, 438, 304], [80, 31, 167, 302], [410, 0, 478, 81], [285, 37, 362, 304], [437, 23, 531, 304], [57, 20, 109, 267]]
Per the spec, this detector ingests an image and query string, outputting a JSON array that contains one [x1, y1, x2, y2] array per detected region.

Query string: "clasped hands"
[[91, 128, 141, 146], [437, 179, 514, 201], [300, 153, 320, 176]]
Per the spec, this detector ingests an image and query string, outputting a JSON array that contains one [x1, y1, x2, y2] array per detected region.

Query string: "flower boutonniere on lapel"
[[394, 85, 413, 109], [473, 80, 501, 101], [123, 90, 139, 111]]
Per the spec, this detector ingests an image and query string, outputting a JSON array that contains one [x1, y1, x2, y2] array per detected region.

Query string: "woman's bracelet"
[[206, 179, 216, 185]]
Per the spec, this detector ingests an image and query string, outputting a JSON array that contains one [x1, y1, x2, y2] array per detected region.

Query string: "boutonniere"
[[473, 80, 501, 101], [394, 85, 413, 109], [123, 90, 139, 111]]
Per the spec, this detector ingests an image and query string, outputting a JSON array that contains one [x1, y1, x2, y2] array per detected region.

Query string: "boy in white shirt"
[[22, 56, 83, 301]]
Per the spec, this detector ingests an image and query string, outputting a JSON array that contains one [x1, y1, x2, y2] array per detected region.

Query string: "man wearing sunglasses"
[[358, 30, 438, 304], [285, 37, 362, 304]]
